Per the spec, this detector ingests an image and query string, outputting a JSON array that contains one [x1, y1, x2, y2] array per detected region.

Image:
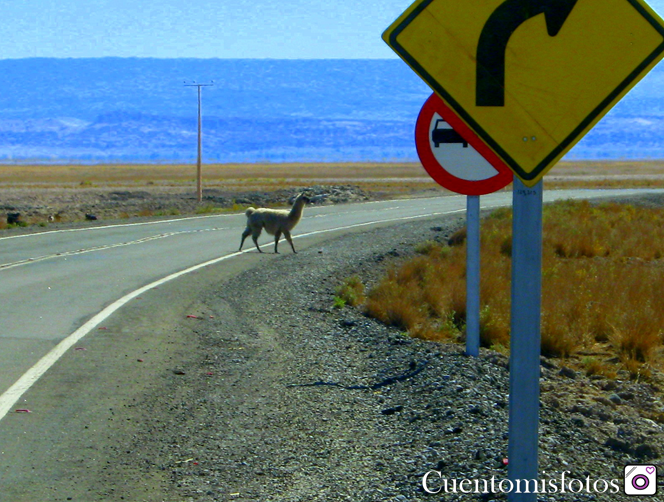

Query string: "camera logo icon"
[[624, 464, 657, 496]]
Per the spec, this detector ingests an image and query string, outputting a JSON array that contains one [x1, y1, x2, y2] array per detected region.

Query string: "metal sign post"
[[384, 2, 664, 499], [414, 94, 510, 358], [414, 94, 509, 358], [465, 194, 481, 357], [507, 177, 543, 502]]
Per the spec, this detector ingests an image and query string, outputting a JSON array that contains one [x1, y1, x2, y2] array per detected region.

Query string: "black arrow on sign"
[[476, 0, 578, 107]]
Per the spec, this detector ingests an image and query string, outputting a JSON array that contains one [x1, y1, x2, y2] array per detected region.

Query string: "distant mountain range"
[[0, 58, 662, 163]]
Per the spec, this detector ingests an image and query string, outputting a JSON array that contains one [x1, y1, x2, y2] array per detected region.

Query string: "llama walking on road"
[[239, 193, 310, 254]]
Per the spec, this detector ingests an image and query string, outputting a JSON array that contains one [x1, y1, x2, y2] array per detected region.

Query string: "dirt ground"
[[2, 159, 664, 228], [2, 162, 664, 500], [0, 162, 444, 226], [3, 211, 663, 501]]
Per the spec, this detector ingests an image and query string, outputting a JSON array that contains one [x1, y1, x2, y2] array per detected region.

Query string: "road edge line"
[[0, 209, 463, 422]]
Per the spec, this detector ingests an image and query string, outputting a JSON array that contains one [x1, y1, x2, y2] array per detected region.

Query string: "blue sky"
[[2, 0, 664, 60], [0, 0, 414, 59]]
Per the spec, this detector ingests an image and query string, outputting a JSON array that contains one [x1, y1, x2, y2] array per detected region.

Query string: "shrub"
[[364, 200, 664, 376], [332, 296, 346, 309], [540, 319, 579, 358], [195, 204, 219, 214], [414, 240, 440, 255], [582, 357, 617, 379], [448, 227, 467, 246], [335, 275, 365, 308]]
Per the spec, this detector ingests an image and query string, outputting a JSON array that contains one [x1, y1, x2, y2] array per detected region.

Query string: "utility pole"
[[184, 81, 213, 202]]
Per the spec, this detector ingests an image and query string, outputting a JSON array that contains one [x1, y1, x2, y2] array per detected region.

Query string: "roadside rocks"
[[107, 215, 664, 501], [212, 185, 369, 208], [0, 184, 372, 227], [6, 212, 20, 225]]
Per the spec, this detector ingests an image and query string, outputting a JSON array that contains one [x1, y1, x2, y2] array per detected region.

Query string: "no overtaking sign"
[[415, 93, 512, 195], [384, 0, 664, 185], [383, 1, 664, 501]]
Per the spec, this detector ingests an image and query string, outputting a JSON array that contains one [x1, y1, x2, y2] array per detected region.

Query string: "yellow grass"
[[550, 160, 664, 176], [0, 162, 431, 185], [0, 162, 450, 201], [364, 200, 664, 378], [546, 160, 664, 189], [3, 159, 664, 192]]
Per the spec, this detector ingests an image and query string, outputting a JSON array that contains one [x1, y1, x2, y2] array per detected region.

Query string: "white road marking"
[[0, 227, 232, 271], [0, 213, 237, 242], [8, 188, 641, 419], [0, 207, 463, 422], [0, 195, 453, 242]]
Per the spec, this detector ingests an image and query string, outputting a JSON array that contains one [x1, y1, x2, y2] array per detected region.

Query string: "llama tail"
[[245, 207, 256, 217]]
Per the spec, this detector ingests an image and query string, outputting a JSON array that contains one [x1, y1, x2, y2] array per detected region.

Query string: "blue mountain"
[[0, 58, 661, 162]]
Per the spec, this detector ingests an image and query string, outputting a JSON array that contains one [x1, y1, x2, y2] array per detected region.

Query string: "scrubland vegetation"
[[361, 200, 664, 379], [0, 162, 437, 191], [3, 160, 664, 190], [3, 160, 664, 227]]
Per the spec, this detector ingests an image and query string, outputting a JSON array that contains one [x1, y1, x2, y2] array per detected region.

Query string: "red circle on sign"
[[415, 93, 512, 195]]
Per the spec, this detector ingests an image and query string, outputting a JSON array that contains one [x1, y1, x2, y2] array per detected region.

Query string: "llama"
[[239, 193, 310, 253]]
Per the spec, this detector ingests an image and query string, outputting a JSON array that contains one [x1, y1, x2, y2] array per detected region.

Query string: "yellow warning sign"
[[383, 0, 664, 186]]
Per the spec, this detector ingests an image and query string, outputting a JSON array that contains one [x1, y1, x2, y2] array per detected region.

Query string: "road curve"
[[0, 188, 660, 421]]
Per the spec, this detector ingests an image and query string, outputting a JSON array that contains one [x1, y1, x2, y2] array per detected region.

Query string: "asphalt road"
[[0, 188, 660, 422]]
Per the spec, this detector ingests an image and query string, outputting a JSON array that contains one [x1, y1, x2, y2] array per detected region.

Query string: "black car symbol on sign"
[[432, 119, 468, 148]]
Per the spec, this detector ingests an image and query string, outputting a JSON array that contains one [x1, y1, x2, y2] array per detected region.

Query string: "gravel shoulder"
[[2, 197, 664, 501], [0, 184, 411, 228]]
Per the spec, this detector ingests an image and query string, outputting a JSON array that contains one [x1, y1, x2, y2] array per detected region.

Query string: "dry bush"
[[543, 200, 664, 261], [364, 247, 465, 339], [364, 200, 664, 376], [479, 305, 510, 349], [414, 240, 440, 255], [622, 358, 653, 381], [611, 316, 662, 365], [582, 357, 618, 379], [540, 322, 579, 359], [364, 274, 423, 331], [335, 275, 365, 307], [448, 227, 467, 246]]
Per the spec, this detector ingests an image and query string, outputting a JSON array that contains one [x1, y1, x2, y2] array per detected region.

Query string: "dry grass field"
[[0, 162, 437, 225], [1, 159, 664, 225], [1, 159, 664, 189], [361, 200, 664, 382], [0, 161, 436, 192], [3, 160, 664, 386], [547, 160, 664, 188], [0, 162, 440, 225]]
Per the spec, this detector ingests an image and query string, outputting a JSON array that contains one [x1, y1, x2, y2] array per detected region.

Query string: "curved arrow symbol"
[[476, 0, 578, 107]]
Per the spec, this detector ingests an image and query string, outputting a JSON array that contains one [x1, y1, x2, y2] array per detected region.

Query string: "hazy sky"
[[0, 0, 414, 59], [2, 0, 664, 60]]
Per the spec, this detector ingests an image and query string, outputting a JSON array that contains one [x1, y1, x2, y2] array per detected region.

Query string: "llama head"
[[291, 192, 311, 205]]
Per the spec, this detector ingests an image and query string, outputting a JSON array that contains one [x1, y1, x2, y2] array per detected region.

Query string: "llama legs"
[[283, 230, 296, 253]]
